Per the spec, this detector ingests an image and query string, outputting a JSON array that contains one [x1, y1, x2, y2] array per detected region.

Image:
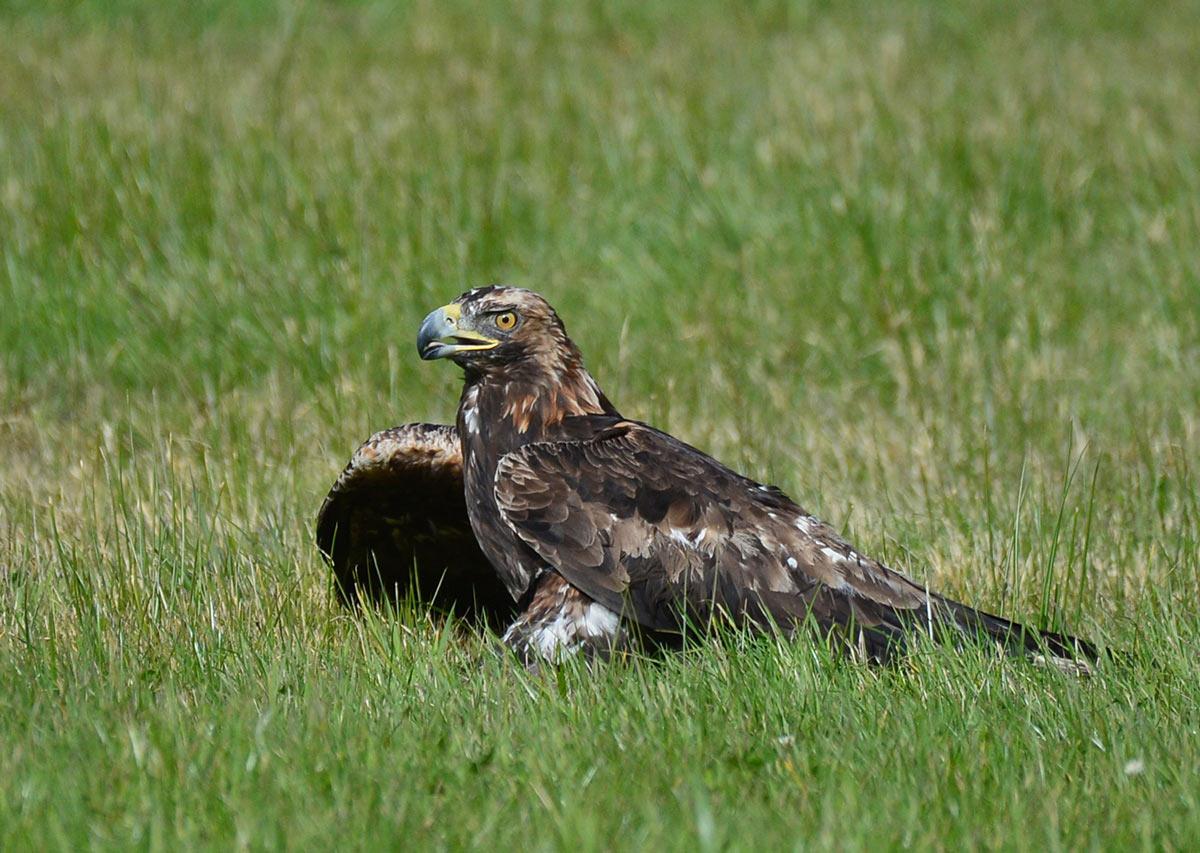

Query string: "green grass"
[[2, 0, 1199, 848]]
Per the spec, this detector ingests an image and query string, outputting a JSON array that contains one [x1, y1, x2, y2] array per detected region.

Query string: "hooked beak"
[[417, 303, 500, 360]]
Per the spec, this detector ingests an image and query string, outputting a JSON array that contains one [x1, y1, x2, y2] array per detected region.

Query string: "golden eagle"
[[318, 286, 1097, 671]]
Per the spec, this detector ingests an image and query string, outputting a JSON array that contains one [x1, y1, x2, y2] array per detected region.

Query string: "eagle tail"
[[936, 598, 1099, 674]]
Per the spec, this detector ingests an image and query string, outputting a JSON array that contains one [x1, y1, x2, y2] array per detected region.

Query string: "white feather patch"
[[462, 386, 481, 435]]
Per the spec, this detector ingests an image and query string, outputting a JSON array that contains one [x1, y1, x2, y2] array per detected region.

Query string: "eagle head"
[[417, 286, 573, 370]]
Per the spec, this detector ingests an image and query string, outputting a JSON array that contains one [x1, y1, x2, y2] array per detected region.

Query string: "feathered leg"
[[502, 571, 629, 669]]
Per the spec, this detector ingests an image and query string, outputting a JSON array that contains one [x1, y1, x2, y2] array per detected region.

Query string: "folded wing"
[[494, 417, 1095, 666]]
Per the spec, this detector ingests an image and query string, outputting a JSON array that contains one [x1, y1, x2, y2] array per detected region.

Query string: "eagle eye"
[[495, 311, 517, 330]]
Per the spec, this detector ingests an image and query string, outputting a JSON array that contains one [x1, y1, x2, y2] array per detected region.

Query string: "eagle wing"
[[317, 423, 514, 627], [493, 418, 941, 657]]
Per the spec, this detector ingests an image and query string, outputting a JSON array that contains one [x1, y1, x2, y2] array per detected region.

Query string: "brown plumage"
[[316, 423, 514, 628], [329, 285, 1099, 671]]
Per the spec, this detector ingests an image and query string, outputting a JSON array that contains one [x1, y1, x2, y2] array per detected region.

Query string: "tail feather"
[[938, 598, 1099, 674], [741, 586, 1105, 673]]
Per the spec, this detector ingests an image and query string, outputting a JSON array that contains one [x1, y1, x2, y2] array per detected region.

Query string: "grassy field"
[[2, 0, 1199, 848]]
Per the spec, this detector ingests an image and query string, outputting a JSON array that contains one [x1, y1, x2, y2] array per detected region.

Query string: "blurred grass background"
[[2, 0, 1198, 848]]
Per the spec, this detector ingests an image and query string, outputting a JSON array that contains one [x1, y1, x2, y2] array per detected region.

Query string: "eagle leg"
[[501, 571, 628, 669]]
